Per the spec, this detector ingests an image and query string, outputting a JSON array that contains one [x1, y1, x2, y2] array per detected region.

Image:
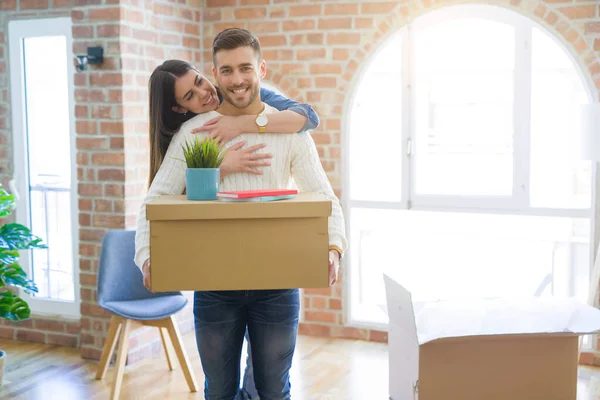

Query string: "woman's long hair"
[[147, 60, 198, 187]]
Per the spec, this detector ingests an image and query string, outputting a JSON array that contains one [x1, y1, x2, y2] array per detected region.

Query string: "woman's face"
[[173, 70, 219, 114]]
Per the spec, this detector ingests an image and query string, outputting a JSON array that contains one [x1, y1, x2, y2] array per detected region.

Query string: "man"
[[188, 28, 347, 400]]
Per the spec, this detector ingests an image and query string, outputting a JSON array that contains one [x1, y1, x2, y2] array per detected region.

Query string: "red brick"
[[324, 3, 358, 15], [93, 214, 124, 228], [126, 9, 144, 24], [0, 0, 16, 10], [559, 5, 596, 19], [73, 26, 94, 38], [262, 49, 293, 61], [282, 20, 315, 31], [80, 273, 97, 286], [92, 153, 124, 166], [76, 121, 97, 135], [318, 18, 352, 30], [66, 323, 80, 334], [185, 23, 200, 36], [369, 330, 388, 343], [297, 48, 326, 60], [89, 7, 121, 21], [79, 213, 91, 226], [104, 184, 124, 197], [305, 311, 336, 323], [329, 298, 342, 310], [79, 199, 92, 211], [311, 297, 327, 309], [327, 33, 361, 45], [316, 77, 337, 88], [34, 319, 66, 332], [78, 184, 102, 197], [234, 7, 267, 19], [290, 5, 321, 17], [361, 2, 397, 14], [207, 0, 234, 5], [260, 35, 287, 47], [16, 329, 46, 343], [248, 21, 280, 33], [20, 0, 48, 9], [75, 105, 88, 118], [311, 64, 342, 74], [240, 0, 269, 4], [298, 323, 331, 336], [290, 34, 323, 46], [90, 73, 123, 86], [0, 327, 14, 339], [96, 24, 120, 38], [80, 228, 106, 241]]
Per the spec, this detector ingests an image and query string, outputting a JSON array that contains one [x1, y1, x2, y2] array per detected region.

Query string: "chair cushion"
[[101, 295, 188, 321]]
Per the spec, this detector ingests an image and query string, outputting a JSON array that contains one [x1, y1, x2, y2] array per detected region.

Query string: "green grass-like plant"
[[181, 136, 225, 169], [0, 184, 44, 321]]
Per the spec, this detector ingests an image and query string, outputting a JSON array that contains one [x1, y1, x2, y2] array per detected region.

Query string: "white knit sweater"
[[134, 104, 347, 270]]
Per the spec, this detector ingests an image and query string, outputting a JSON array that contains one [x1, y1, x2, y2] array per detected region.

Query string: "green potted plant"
[[181, 136, 225, 201], [0, 184, 43, 383]]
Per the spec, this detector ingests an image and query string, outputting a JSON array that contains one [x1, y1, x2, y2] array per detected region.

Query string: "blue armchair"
[[95, 230, 198, 400]]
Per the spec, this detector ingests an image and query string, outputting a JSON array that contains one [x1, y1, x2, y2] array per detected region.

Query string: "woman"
[[136, 59, 320, 400]]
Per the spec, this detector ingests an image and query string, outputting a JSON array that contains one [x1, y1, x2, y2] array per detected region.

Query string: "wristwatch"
[[255, 113, 268, 134]]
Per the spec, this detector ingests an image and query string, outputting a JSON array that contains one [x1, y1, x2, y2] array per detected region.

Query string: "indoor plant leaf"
[[0, 189, 14, 219], [0, 263, 38, 294], [0, 223, 46, 250], [0, 291, 31, 321]]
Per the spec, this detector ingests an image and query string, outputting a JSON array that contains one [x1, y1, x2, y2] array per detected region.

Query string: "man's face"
[[212, 46, 266, 109]]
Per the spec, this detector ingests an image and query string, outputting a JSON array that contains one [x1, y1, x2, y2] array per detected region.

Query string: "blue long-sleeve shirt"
[[260, 87, 320, 133]]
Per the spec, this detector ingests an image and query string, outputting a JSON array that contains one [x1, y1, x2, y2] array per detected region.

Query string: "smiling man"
[[186, 28, 348, 400]]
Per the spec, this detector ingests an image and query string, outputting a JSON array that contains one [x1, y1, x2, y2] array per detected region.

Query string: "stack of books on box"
[[216, 189, 298, 202]]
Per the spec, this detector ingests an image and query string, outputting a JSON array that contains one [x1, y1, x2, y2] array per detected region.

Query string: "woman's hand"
[[220, 141, 273, 177], [191, 115, 252, 145]]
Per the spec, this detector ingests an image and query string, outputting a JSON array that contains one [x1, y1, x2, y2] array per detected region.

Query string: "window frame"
[[8, 17, 80, 319], [341, 5, 597, 333]]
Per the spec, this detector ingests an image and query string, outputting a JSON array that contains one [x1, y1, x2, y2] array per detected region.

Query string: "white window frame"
[[8, 17, 80, 319], [342, 4, 596, 332]]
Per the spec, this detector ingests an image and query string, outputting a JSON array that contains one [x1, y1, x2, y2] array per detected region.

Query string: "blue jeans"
[[193, 289, 300, 400]]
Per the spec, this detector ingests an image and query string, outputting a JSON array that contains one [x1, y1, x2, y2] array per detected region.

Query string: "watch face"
[[256, 115, 268, 127]]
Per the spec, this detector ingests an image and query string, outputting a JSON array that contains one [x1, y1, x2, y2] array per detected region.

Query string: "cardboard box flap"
[[382, 275, 600, 346], [146, 192, 332, 221], [383, 274, 419, 400], [414, 296, 600, 344]]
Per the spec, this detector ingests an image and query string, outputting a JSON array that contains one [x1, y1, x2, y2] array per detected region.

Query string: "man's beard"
[[221, 83, 260, 109]]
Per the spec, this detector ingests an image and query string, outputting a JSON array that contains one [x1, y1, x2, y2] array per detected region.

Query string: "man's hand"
[[328, 250, 341, 286], [142, 259, 152, 291]]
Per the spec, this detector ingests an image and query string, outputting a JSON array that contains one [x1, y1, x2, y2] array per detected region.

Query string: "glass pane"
[[349, 30, 403, 202], [530, 27, 591, 209], [23, 35, 74, 301], [413, 19, 515, 196], [351, 208, 590, 324]]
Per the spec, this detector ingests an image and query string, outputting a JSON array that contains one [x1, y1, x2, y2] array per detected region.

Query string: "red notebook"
[[217, 189, 298, 199]]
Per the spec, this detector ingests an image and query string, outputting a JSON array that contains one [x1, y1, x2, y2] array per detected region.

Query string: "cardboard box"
[[383, 274, 600, 400], [147, 192, 331, 292]]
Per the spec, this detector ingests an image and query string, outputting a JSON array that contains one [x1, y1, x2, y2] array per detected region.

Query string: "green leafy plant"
[[0, 185, 43, 321], [181, 136, 225, 169]]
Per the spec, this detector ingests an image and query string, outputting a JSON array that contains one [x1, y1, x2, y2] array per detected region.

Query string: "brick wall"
[[0, 0, 201, 365], [202, 0, 600, 345], [2, 0, 600, 366]]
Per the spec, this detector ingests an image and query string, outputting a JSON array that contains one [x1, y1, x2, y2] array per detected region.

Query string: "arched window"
[[344, 5, 594, 329]]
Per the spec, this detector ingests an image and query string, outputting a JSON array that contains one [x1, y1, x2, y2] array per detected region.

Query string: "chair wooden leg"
[[165, 315, 199, 393], [96, 315, 123, 380], [159, 327, 175, 371], [110, 318, 133, 400]]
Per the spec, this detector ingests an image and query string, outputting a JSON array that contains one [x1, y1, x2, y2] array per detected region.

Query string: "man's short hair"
[[212, 28, 262, 64]]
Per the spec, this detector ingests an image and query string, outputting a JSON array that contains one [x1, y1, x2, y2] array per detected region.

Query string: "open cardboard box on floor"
[[146, 192, 331, 292], [382, 274, 600, 400]]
